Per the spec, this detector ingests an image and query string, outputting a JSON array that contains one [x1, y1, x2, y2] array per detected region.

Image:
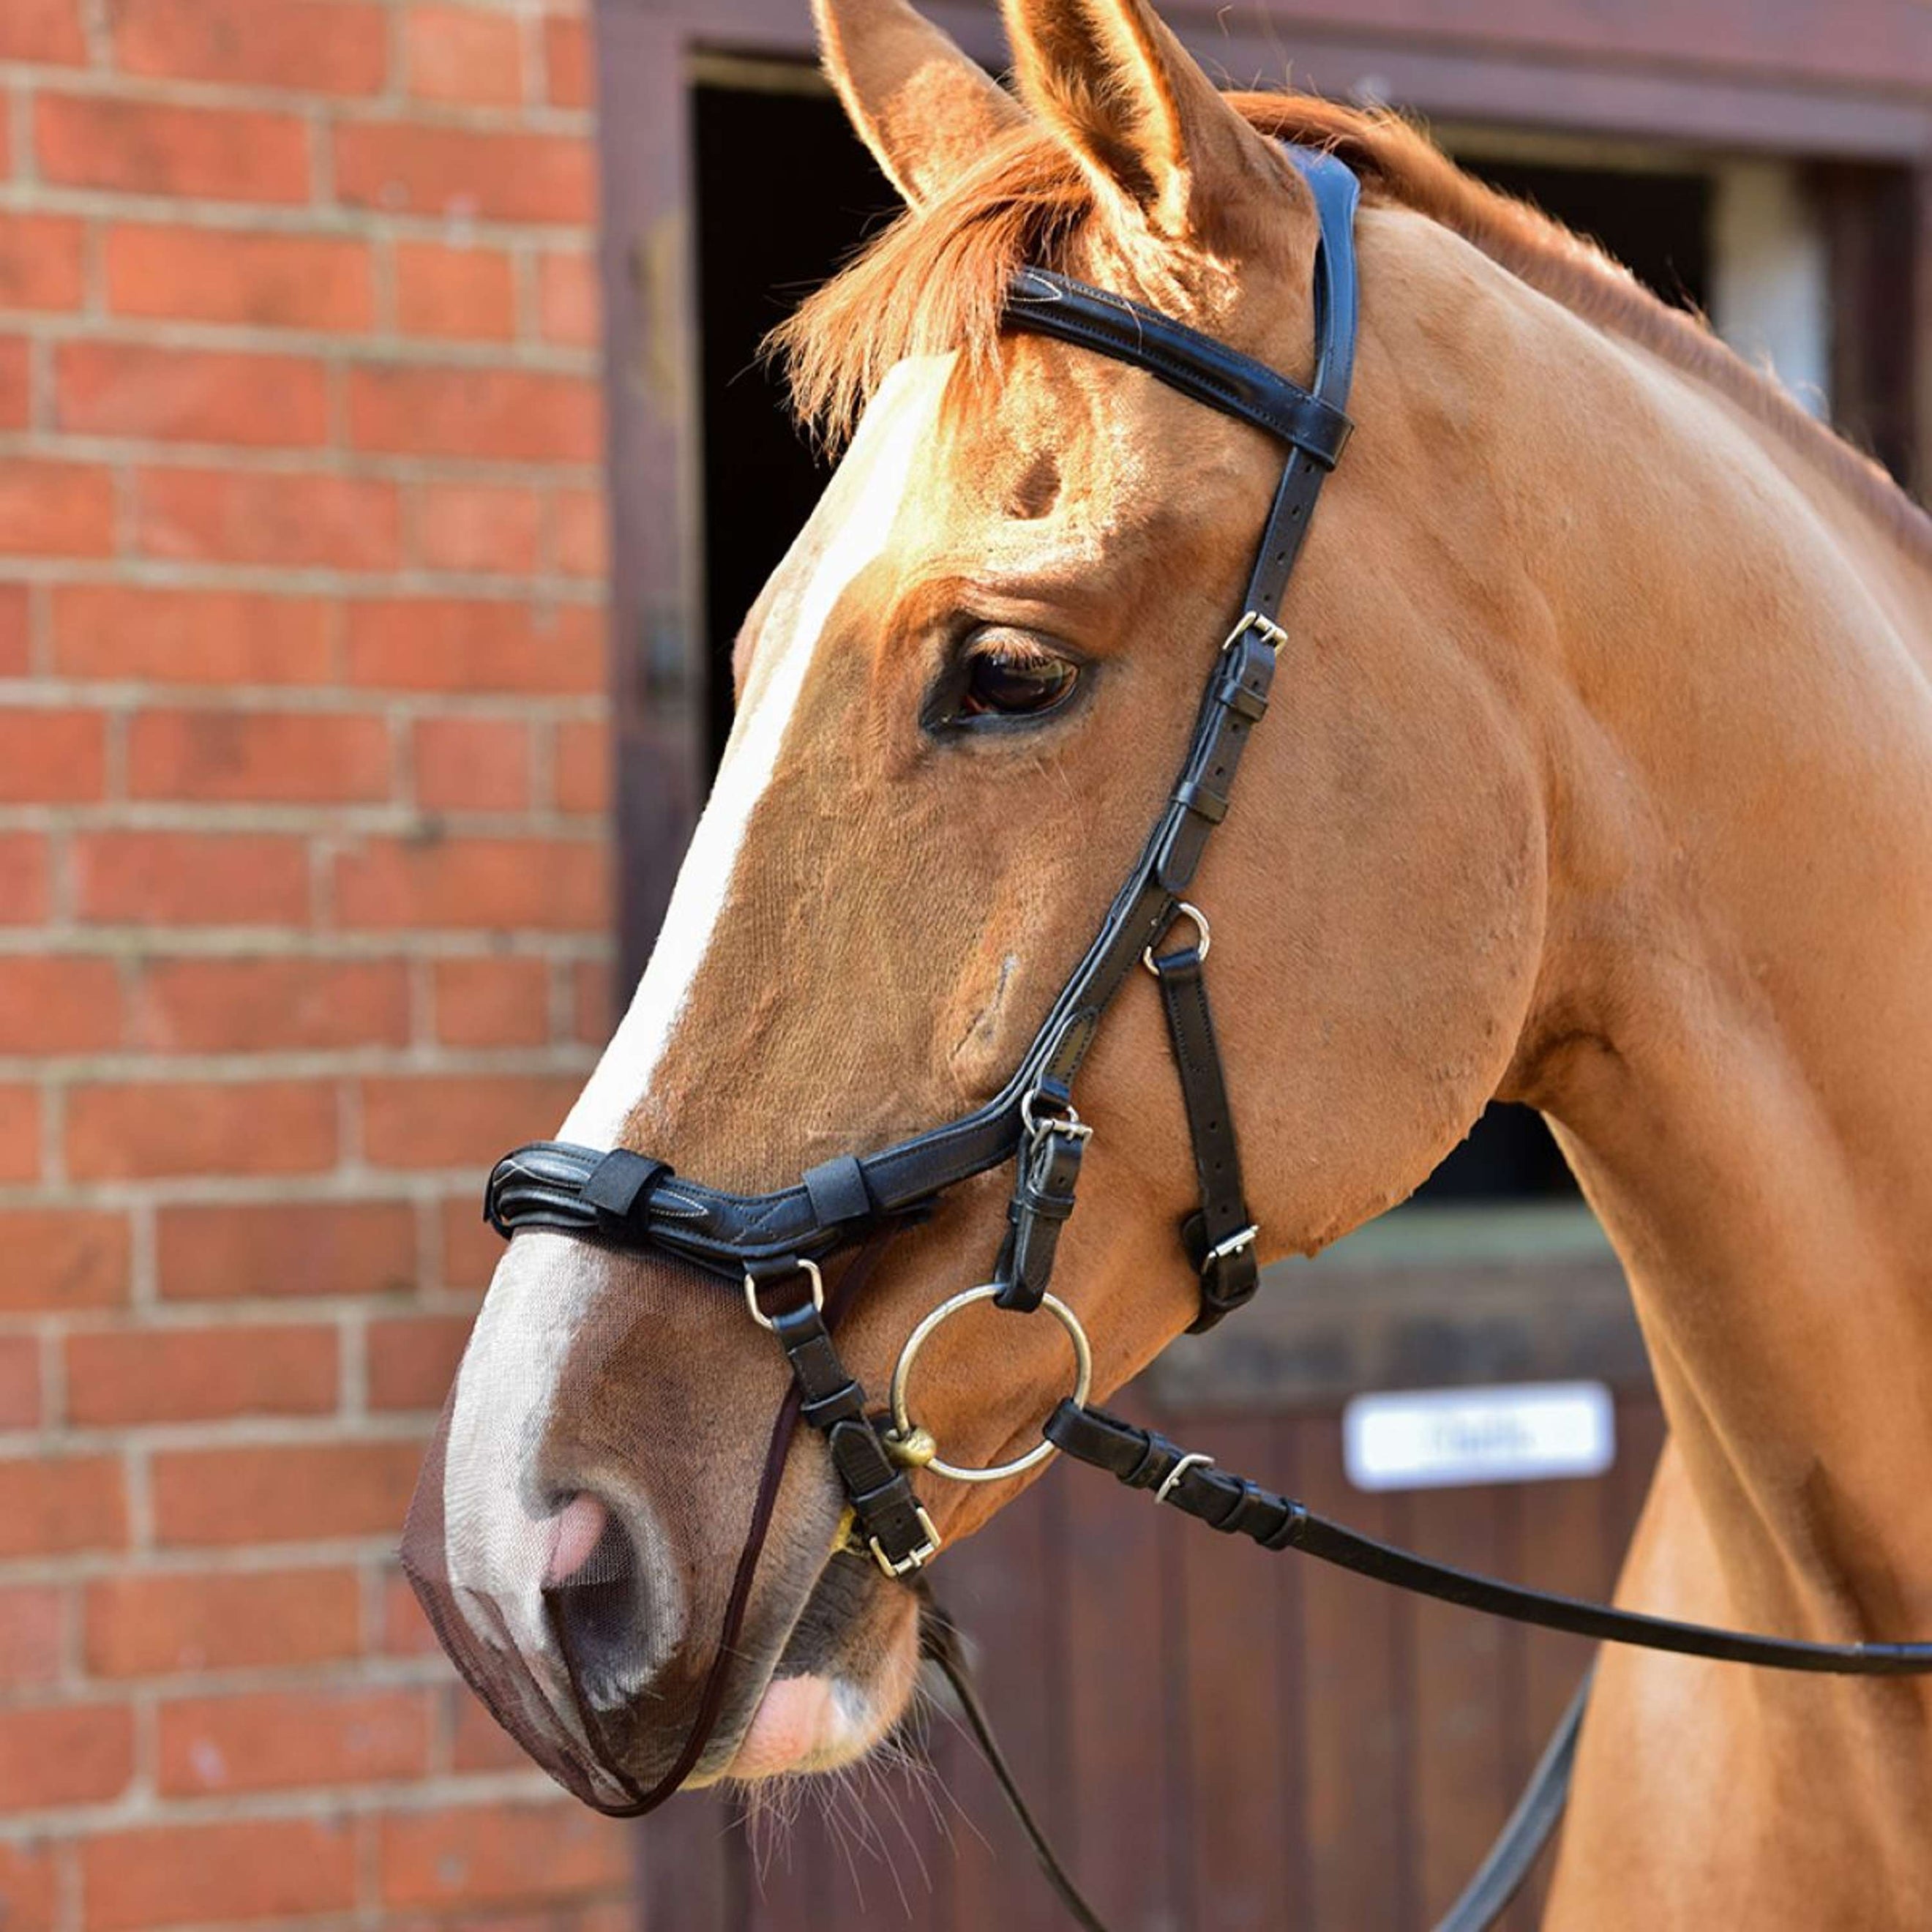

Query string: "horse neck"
[[1478, 272, 1932, 1641]]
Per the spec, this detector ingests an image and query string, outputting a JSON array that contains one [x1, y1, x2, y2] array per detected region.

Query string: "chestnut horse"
[[412, 0, 1932, 1920]]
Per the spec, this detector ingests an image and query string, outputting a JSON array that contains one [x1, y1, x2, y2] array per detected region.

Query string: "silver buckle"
[[1019, 1086, 1094, 1147], [1203, 1223, 1259, 1270], [870, 1505, 942, 1578], [1156, 1452, 1216, 1505], [1222, 610, 1288, 654]]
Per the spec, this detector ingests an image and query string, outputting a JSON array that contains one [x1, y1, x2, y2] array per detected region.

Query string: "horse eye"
[[956, 635, 1079, 720]]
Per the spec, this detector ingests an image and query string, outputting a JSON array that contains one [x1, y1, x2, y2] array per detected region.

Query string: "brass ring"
[[888, 1284, 1092, 1484], [742, 1257, 824, 1333], [1143, 901, 1210, 976]]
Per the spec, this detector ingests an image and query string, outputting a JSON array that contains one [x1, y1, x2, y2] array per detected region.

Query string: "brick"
[[133, 956, 410, 1052], [449, 1682, 526, 1770], [36, 94, 310, 203], [159, 1199, 416, 1301], [440, 1192, 503, 1290], [392, 239, 515, 341], [0, 705, 105, 800], [106, 222, 374, 332], [53, 585, 334, 685], [345, 599, 602, 694], [415, 480, 542, 575], [362, 1073, 580, 1169], [0, 1210, 130, 1313], [0, 337, 28, 430], [128, 708, 392, 802], [56, 342, 329, 449], [550, 485, 607, 577], [538, 249, 599, 347], [0, 1085, 40, 1181], [67, 1324, 340, 1426], [0, 1704, 135, 1809], [0, 1842, 56, 1932], [0, 1585, 64, 1690], [432, 955, 549, 1046], [66, 1079, 337, 1179], [113, 0, 389, 95], [348, 364, 600, 463], [572, 957, 613, 1044], [0, 212, 85, 310], [73, 830, 310, 925], [544, 12, 594, 108], [80, 1819, 356, 1932], [414, 715, 531, 812], [0, 1334, 39, 1429], [159, 1685, 431, 1795], [552, 719, 609, 815], [405, 5, 523, 105], [0, 0, 86, 64], [0, 1456, 124, 1557], [151, 1439, 424, 1546], [85, 1565, 359, 1677], [0, 458, 115, 557], [378, 1565, 438, 1654], [379, 1800, 629, 1906], [0, 583, 26, 674], [135, 466, 402, 571], [336, 836, 607, 932], [368, 1312, 473, 1410], [333, 122, 594, 227], [0, 830, 53, 921], [0, 956, 124, 1053]]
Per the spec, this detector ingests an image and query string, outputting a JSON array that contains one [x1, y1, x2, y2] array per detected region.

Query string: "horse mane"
[[774, 92, 1932, 564]]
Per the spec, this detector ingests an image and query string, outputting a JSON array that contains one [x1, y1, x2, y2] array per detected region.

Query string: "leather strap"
[[1150, 939, 1259, 1330], [1046, 1402, 1932, 1674], [992, 1117, 1087, 1314], [760, 1270, 936, 1577]]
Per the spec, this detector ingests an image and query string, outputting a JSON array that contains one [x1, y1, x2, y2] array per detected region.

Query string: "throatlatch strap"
[[1150, 942, 1258, 1330], [1045, 1402, 1932, 1674]]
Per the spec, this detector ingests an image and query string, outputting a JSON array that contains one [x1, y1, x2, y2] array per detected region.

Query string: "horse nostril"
[[544, 1495, 650, 1712], [546, 1492, 610, 1586]]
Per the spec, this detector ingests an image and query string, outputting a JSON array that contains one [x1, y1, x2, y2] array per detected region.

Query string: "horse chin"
[[708, 1553, 924, 1785]]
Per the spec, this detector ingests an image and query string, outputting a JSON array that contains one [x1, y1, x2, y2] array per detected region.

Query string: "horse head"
[[406, 0, 1550, 1807]]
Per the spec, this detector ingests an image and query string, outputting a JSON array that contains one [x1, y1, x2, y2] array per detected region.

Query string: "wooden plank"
[[1060, 1407, 1179, 1929], [1294, 1412, 1412, 1931], [1174, 1415, 1298, 1930], [1407, 1483, 1513, 1927], [640, 1785, 741, 1932], [939, 1474, 1070, 1932], [1499, 1475, 1611, 1932]]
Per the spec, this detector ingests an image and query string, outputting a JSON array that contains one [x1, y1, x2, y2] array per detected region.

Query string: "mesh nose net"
[[400, 1233, 883, 1815]]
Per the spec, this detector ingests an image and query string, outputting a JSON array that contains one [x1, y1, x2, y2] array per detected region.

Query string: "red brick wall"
[[0, 2, 631, 1926]]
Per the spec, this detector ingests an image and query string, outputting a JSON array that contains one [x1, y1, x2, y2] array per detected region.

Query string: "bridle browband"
[[479, 145, 1932, 1924]]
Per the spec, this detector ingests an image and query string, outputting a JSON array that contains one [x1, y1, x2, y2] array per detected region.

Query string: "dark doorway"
[[691, 82, 1718, 1203]]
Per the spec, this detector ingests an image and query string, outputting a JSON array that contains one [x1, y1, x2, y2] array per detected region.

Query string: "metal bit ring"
[[888, 1284, 1092, 1484]]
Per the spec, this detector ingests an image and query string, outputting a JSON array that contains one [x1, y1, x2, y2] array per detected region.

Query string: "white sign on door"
[[1342, 1382, 1615, 1492]]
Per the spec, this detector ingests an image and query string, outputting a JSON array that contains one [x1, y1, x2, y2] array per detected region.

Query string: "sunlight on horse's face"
[[429, 0, 1563, 1801], [439, 330, 1349, 1789]]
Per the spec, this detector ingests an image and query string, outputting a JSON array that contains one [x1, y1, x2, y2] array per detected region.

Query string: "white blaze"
[[441, 357, 952, 1696], [563, 355, 951, 1143]]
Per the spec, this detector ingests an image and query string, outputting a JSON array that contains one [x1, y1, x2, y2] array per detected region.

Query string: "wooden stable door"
[[637, 1392, 1663, 1931]]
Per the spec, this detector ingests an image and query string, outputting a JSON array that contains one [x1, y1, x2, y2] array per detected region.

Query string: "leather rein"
[[482, 147, 1932, 1924]]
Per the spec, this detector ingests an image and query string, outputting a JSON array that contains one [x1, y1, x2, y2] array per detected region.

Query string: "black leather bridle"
[[481, 145, 1932, 1925]]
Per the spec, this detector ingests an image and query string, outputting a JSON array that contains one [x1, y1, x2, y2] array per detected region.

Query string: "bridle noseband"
[[475, 143, 1932, 1917]]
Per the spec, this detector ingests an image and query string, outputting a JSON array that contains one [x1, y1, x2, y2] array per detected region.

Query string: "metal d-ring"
[[888, 1284, 1093, 1485], [742, 1257, 824, 1333], [1143, 901, 1210, 976]]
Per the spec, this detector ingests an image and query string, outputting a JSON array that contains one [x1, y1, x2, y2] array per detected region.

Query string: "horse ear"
[[1000, 0, 1291, 247], [814, 0, 1027, 208]]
